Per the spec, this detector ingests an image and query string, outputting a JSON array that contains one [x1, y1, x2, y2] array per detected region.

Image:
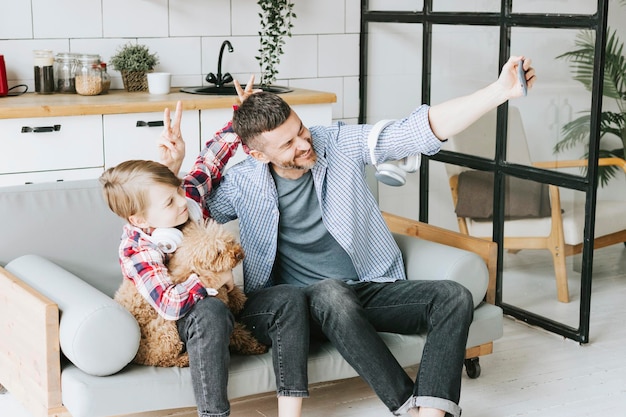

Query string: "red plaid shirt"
[[117, 123, 240, 320]]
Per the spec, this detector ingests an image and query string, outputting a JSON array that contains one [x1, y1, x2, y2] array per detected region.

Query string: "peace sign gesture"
[[158, 100, 185, 175]]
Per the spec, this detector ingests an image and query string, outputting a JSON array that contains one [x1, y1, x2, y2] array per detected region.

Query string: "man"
[[161, 56, 535, 417]]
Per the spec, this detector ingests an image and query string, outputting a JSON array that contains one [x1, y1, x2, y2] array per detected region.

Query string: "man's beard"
[[275, 151, 317, 171]]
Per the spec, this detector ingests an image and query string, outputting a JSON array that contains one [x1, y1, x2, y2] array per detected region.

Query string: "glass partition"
[[365, 22, 423, 122]]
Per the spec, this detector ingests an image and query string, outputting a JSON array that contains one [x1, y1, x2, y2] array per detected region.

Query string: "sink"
[[180, 84, 293, 95]]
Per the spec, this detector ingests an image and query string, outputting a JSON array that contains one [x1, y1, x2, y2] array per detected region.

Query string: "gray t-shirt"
[[271, 168, 358, 286]]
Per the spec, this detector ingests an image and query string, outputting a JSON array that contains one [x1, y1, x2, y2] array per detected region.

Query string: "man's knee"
[[440, 280, 474, 317], [181, 296, 233, 336], [307, 279, 353, 308]]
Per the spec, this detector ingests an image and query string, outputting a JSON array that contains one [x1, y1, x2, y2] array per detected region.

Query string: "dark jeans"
[[177, 285, 309, 417], [305, 279, 474, 417]]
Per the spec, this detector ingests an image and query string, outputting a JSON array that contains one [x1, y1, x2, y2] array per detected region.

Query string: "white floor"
[[2, 245, 626, 417]]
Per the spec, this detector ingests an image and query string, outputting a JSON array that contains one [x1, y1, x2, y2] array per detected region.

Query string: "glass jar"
[[75, 54, 103, 96], [99, 62, 111, 94], [33, 50, 55, 94], [54, 52, 77, 93]]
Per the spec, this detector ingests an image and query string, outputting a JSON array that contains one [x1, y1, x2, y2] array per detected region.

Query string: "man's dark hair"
[[233, 92, 292, 148]]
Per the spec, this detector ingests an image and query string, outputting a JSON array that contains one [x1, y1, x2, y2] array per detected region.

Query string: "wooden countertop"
[[0, 87, 337, 119]]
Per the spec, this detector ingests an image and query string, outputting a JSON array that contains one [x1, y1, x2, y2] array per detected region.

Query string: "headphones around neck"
[[368, 119, 421, 187], [150, 227, 183, 253]]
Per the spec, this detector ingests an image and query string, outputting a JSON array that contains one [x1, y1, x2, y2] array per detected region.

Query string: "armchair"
[[445, 106, 626, 303]]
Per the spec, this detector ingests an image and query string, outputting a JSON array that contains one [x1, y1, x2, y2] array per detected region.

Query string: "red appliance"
[[0, 55, 8, 97]]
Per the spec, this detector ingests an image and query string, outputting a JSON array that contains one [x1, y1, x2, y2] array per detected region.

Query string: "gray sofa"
[[0, 179, 503, 417]]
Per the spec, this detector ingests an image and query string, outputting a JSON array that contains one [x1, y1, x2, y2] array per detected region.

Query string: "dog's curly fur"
[[114, 219, 267, 367]]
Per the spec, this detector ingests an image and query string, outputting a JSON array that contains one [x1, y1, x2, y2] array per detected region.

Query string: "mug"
[[147, 72, 171, 95]]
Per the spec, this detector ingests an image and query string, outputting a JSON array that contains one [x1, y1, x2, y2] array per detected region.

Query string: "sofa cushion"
[[5, 255, 140, 376]]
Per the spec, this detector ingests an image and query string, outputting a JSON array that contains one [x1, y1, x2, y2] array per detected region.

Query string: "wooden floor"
[[2, 245, 625, 417]]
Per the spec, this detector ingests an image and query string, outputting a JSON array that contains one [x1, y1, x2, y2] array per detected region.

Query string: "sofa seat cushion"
[[60, 301, 503, 417], [5, 255, 140, 377]]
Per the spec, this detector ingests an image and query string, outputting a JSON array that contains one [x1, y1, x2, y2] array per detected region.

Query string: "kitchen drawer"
[[0, 168, 104, 187], [103, 111, 200, 173], [0, 115, 103, 175]]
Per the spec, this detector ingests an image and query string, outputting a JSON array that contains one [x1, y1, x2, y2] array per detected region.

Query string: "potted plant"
[[255, 0, 296, 87], [110, 42, 159, 92], [554, 2, 626, 186]]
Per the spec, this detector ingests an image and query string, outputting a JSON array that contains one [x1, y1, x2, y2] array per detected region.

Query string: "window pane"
[[433, 24, 499, 160], [433, 0, 499, 13], [501, 180, 585, 328], [367, 0, 423, 12], [512, 0, 596, 15], [365, 22, 423, 122], [509, 27, 591, 179]]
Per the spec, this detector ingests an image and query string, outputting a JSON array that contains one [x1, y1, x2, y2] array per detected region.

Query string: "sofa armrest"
[[383, 211, 497, 304], [5, 255, 140, 377], [0, 266, 66, 417]]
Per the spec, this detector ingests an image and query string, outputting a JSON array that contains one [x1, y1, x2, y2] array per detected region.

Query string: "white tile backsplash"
[[289, 77, 343, 120], [231, 0, 261, 37], [1, 1, 33, 39], [32, 0, 103, 38], [103, 0, 169, 38], [293, 0, 345, 35], [318, 34, 359, 77], [278, 35, 319, 79], [169, 0, 232, 37]]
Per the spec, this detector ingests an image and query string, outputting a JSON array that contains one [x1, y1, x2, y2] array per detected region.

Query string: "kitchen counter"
[[0, 87, 336, 119]]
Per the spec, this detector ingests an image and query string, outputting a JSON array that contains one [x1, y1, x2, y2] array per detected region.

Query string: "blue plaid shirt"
[[197, 105, 441, 293]]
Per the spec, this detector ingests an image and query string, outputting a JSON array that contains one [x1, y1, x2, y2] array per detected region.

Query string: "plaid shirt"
[[117, 127, 240, 321], [185, 105, 442, 294]]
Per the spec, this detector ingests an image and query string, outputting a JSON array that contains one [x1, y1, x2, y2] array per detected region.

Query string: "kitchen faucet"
[[206, 40, 234, 88]]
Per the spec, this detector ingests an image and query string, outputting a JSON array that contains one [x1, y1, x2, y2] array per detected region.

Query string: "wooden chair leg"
[[549, 246, 570, 303]]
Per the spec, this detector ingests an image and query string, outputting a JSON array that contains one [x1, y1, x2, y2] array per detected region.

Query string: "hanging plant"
[[255, 0, 296, 87]]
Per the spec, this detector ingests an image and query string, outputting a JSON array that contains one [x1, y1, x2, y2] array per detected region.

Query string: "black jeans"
[[177, 285, 310, 417], [305, 279, 474, 417]]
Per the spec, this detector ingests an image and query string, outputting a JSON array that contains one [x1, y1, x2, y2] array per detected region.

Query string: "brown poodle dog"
[[114, 219, 267, 367]]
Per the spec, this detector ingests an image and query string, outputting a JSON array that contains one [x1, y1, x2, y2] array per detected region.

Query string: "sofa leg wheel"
[[0, 383, 7, 394], [464, 357, 481, 379]]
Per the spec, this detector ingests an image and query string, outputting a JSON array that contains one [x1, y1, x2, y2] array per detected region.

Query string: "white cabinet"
[[0, 115, 103, 186], [103, 110, 200, 173]]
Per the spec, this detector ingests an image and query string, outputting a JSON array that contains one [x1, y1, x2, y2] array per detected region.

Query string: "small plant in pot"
[[110, 42, 159, 92]]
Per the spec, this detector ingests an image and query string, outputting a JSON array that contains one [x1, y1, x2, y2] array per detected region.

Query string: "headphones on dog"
[[368, 119, 421, 187]]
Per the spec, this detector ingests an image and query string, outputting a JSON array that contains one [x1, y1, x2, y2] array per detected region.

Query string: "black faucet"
[[206, 40, 234, 88]]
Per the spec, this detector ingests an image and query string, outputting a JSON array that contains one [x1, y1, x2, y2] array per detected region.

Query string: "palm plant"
[[555, 28, 626, 186]]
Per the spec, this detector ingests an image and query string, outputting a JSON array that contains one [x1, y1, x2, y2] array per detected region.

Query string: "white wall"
[[0, 0, 361, 124]]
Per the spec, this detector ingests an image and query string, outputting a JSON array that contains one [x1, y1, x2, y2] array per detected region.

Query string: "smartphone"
[[518, 59, 527, 96]]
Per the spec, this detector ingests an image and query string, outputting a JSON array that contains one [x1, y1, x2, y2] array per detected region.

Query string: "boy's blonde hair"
[[99, 160, 182, 221]]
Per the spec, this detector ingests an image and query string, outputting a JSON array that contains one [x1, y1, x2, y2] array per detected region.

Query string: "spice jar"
[[75, 54, 103, 96], [54, 52, 77, 93], [33, 50, 55, 94], [99, 62, 111, 94]]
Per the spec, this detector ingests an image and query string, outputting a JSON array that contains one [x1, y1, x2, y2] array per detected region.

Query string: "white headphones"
[[150, 228, 184, 253], [368, 119, 421, 187]]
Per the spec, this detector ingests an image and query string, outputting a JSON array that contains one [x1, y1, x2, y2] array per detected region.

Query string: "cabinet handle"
[[21, 124, 62, 133], [136, 120, 164, 127]]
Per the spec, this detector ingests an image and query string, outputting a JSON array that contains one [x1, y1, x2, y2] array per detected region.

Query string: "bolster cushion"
[[5, 254, 140, 376]]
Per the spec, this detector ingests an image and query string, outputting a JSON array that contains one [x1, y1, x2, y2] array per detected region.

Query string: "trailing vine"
[[256, 0, 296, 86]]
